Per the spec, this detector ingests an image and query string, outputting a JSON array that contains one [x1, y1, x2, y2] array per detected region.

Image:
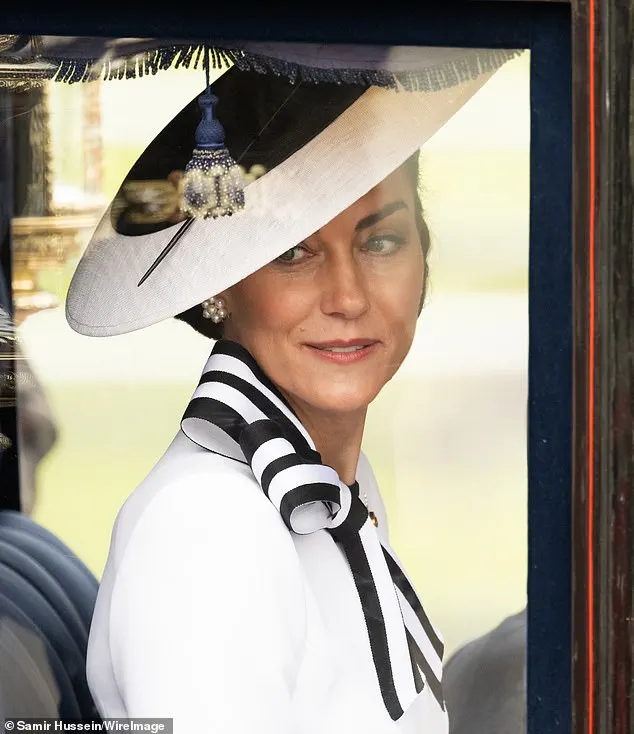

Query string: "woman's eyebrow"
[[355, 200, 408, 232]]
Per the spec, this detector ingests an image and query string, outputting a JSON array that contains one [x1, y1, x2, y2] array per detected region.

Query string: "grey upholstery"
[[444, 609, 526, 734]]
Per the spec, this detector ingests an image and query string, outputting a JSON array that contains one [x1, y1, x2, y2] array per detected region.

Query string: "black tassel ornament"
[[181, 49, 245, 219]]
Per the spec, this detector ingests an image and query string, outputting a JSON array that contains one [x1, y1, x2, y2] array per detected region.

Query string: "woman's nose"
[[320, 254, 370, 319]]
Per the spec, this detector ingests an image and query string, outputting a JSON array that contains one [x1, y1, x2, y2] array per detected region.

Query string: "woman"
[[65, 44, 517, 734]]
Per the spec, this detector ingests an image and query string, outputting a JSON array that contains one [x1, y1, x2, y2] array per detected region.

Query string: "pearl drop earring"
[[201, 296, 228, 323]]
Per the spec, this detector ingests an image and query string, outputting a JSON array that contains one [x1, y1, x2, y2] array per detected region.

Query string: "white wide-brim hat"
[[65, 43, 519, 337]]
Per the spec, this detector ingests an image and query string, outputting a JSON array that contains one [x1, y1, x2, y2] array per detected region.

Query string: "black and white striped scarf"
[[180, 338, 444, 721]]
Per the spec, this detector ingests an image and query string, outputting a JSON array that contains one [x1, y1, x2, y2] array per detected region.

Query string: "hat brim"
[[66, 51, 510, 337]]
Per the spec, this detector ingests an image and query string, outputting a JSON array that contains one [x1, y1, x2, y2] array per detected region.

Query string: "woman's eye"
[[363, 235, 405, 255], [276, 245, 310, 263]]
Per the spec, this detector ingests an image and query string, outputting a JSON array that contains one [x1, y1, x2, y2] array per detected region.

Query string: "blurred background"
[[10, 49, 530, 659]]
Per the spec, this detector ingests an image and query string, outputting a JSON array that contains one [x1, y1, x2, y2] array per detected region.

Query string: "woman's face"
[[220, 166, 425, 419]]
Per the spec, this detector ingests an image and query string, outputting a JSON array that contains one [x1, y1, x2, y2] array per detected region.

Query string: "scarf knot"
[[239, 418, 368, 537]]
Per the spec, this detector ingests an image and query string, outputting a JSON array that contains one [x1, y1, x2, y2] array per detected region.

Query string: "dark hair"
[[174, 152, 431, 339], [403, 152, 431, 312]]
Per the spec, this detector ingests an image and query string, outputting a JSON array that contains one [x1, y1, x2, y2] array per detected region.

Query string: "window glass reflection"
[[9, 48, 530, 730]]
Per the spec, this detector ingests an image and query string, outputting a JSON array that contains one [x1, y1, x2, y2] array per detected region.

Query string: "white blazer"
[[86, 429, 448, 734]]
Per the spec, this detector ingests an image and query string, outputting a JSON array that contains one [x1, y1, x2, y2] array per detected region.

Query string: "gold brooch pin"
[[363, 492, 379, 528]]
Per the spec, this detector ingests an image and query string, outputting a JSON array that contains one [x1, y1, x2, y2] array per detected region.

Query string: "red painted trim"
[[587, 1, 596, 731]]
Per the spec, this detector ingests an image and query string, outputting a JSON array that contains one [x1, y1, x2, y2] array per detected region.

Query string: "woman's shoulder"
[[107, 430, 293, 571], [92, 432, 308, 702]]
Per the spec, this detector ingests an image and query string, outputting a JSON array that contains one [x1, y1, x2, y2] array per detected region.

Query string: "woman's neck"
[[286, 399, 367, 485]]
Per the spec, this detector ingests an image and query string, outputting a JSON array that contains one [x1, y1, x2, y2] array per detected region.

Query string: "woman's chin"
[[296, 383, 382, 416]]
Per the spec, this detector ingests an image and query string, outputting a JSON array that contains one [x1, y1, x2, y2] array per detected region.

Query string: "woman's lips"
[[303, 341, 380, 364]]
